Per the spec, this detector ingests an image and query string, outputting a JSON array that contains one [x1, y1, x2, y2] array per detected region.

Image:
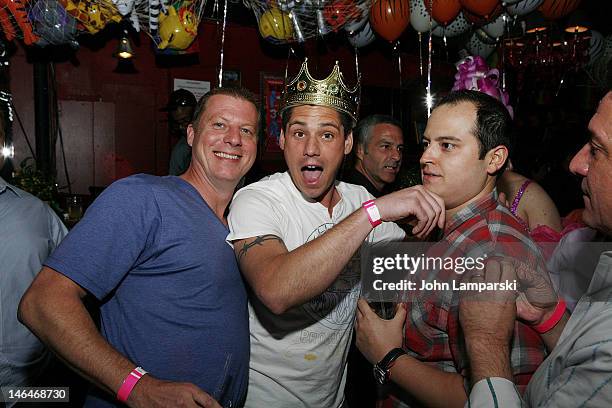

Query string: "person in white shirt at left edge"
[[0, 104, 67, 407]]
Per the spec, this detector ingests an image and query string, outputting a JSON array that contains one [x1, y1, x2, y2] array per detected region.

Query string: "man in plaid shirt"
[[355, 90, 547, 407]]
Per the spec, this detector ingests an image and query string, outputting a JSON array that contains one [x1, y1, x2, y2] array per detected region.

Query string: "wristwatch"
[[373, 348, 406, 385]]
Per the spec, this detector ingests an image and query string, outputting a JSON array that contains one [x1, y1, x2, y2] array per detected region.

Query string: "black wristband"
[[373, 348, 406, 385]]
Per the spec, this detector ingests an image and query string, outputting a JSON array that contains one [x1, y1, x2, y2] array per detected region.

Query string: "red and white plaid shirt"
[[384, 191, 547, 408]]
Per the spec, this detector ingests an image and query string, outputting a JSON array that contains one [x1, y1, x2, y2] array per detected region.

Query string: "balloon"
[[538, 0, 581, 20], [604, 34, 612, 58], [59, 0, 122, 34], [348, 21, 376, 48], [409, 0, 437, 33], [466, 32, 497, 58], [112, 0, 135, 16], [426, 0, 461, 26], [0, 8, 16, 41], [460, 0, 498, 17], [463, 3, 502, 25], [158, 5, 198, 50], [29, 0, 79, 47], [475, 28, 497, 45], [344, 14, 368, 34], [483, 12, 507, 38], [258, 7, 293, 42], [432, 11, 470, 37], [506, 0, 544, 16], [324, 0, 362, 32], [343, 1, 369, 33], [289, 10, 306, 42], [587, 30, 604, 66], [3, 0, 40, 44], [316, 9, 332, 36], [370, 0, 410, 42]]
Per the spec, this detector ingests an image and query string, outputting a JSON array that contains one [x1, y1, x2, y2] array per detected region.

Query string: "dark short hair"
[[435, 90, 512, 160], [280, 106, 354, 138], [191, 87, 260, 134], [354, 114, 402, 152]]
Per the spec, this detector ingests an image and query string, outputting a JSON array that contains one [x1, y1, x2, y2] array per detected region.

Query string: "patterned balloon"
[[258, 7, 294, 42], [409, 0, 437, 33], [370, 0, 410, 42], [466, 31, 497, 58], [604, 34, 612, 58], [538, 0, 581, 20], [344, 2, 369, 34], [324, 0, 362, 31], [506, 0, 544, 16], [587, 30, 604, 66], [426, 0, 461, 26], [483, 12, 507, 38], [432, 11, 470, 37], [348, 21, 376, 47]]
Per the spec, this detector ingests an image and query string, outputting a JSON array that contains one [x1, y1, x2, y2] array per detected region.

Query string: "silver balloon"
[[466, 32, 497, 58], [587, 30, 604, 66], [483, 13, 507, 39], [410, 0, 438, 33], [475, 28, 497, 45], [348, 22, 375, 48], [344, 3, 368, 35], [506, 0, 544, 17], [289, 10, 306, 42], [316, 9, 332, 36]]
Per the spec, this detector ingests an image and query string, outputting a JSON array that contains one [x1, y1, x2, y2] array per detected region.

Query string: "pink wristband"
[[533, 299, 566, 334], [117, 366, 147, 403], [363, 200, 382, 228]]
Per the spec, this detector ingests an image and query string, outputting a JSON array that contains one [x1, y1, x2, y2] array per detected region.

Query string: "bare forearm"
[[245, 208, 372, 313], [465, 338, 513, 385], [19, 271, 134, 397], [389, 355, 467, 408]]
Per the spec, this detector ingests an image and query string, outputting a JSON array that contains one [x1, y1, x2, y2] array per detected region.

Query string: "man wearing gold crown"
[[227, 59, 445, 407]]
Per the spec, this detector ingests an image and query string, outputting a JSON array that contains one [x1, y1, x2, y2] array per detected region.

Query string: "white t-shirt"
[[227, 172, 405, 408]]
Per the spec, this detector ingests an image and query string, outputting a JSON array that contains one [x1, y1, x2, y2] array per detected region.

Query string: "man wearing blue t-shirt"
[[18, 87, 260, 408]]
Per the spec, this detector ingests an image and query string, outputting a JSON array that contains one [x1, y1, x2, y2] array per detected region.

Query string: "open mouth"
[[301, 164, 323, 184], [214, 152, 240, 160]]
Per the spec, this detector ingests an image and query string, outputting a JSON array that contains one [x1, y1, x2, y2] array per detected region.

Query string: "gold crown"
[[281, 58, 360, 123]]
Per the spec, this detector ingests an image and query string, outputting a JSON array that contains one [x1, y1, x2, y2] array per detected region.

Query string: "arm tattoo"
[[237, 234, 283, 261]]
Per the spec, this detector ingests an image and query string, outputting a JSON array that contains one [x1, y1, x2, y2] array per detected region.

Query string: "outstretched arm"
[[233, 186, 445, 314]]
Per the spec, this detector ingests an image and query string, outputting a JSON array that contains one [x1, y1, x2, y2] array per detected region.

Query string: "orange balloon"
[[463, 3, 502, 26], [370, 0, 410, 42], [539, 0, 581, 20], [460, 0, 499, 17], [425, 0, 461, 26]]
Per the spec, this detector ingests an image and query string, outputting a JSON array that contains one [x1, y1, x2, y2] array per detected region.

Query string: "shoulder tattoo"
[[237, 234, 282, 261]]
